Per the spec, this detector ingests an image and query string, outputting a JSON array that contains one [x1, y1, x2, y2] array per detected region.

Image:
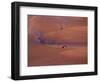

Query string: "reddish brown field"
[[28, 15, 88, 66]]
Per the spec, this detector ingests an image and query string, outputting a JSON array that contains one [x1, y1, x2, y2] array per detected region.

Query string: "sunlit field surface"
[[28, 15, 88, 66]]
